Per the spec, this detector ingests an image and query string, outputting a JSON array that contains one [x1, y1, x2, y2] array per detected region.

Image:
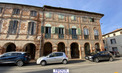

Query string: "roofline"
[[0, 2, 43, 9], [0, 2, 104, 16], [43, 5, 104, 16], [102, 28, 122, 36]]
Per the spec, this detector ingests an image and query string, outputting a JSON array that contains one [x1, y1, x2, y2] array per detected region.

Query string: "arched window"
[[84, 28, 89, 39], [94, 29, 99, 39]]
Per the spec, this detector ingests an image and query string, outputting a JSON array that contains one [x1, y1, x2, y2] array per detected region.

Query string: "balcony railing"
[[58, 34, 64, 39], [72, 35, 77, 39], [45, 33, 51, 39]]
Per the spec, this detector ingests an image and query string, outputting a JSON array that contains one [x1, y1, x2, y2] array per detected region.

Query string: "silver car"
[[36, 52, 68, 66]]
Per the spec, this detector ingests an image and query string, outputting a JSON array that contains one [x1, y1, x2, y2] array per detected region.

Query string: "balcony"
[[58, 34, 64, 39], [45, 33, 51, 39], [72, 35, 77, 39]]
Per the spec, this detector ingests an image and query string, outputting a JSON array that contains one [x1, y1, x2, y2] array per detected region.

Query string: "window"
[[113, 33, 116, 36], [30, 10, 37, 17], [72, 29, 76, 35], [89, 18, 94, 22], [28, 22, 36, 35], [58, 14, 65, 20], [59, 28, 64, 34], [71, 15, 76, 21], [55, 53, 63, 56], [13, 8, 20, 15], [8, 20, 18, 34], [103, 40, 105, 44], [120, 32, 122, 34], [0, 7, 3, 13], [112, 47, 118, 52], [94, 29, 99, 39], [82, 17, 87, 22], [45, 12, 52, 18], [45, 27, 51, 34], [84, 28, 89, 39], [110, 39, 116, 44], [0, 20, 2, 33]]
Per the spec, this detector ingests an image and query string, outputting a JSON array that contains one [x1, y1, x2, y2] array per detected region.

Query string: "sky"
[[0, 0, 122, 34]]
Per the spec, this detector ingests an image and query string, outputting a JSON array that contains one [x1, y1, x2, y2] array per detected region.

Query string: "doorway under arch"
[[70, 43, 79, 58], [3, 43, 16, 52], [24, 43, 36, 59], [58, 42, 65, 53], [43, 42, 52, 56], [84, 43, 90, 56]]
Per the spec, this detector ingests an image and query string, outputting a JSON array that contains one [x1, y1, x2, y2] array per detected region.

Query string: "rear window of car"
[[55, 53, 63, 56]]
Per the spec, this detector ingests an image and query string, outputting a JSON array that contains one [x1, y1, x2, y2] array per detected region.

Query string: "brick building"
[[0, 3, 104, 59]]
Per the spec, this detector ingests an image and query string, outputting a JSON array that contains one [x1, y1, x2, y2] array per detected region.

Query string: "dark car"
[[109, 51, 120, 57], [85, 51, 114, 63], [0, 52, 30, 66]]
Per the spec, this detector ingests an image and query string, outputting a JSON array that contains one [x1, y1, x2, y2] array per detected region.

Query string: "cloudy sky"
[[0, 0, 122, 34]]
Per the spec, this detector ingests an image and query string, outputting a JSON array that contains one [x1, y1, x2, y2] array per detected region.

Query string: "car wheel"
[[94, 58, 99, 63], [16, 60, 24, 67], [62, 59, 67, 64], [109, 57, 113, 62], [41, 61, 46, 66]]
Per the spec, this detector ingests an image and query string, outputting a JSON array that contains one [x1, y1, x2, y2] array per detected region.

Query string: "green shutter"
[[55, 27, 59, 34], [41, 26, 44, 33], [78, 28, 81, 35], [69, 28, 72, 35], [51, 26, 55, 34]]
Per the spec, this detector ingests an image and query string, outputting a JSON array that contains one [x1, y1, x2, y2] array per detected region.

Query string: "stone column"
[[79, 45, 82, 59], [65, 46, 68, 57], [81, 47, 85, 59], [35, 44, 40, 60], [90, 45, 93, 53], [52, 45, 57, 52], [67, 47, 71, 59]]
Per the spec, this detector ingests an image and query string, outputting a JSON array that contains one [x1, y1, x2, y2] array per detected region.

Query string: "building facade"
[[103, 28, 122, 56], [0, 3, 104, 59]]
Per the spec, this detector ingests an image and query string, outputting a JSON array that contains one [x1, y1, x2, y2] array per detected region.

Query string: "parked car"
[[36, 52, 68, 66], [0, 52, 30, 67], [85, 51, 114, 63], [109, 51, 120, 57]]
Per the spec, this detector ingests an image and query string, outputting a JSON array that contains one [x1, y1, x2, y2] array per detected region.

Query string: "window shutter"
[[71, 16, 74, 20], [55, 27, 59, 34], [77, 28, 81, 35], [69, 28, 72, 35], [8, 21, 13, 34], [34, 23, 36, 35], [13, 21, 18, 34], [51, 26, 55, 34], [27, 22, 31, 35], [41, 26, 44, 33]]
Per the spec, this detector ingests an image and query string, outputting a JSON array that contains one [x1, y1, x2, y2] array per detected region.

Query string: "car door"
[[54, 53, 64, 63], [46, 53, 57, 64], [99, 52, 106, 60], [104, 52, 110, 60], [0, 53, 12, 63]]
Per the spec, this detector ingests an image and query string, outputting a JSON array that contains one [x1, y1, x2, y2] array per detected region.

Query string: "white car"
[[36, 52, 68, 66]]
